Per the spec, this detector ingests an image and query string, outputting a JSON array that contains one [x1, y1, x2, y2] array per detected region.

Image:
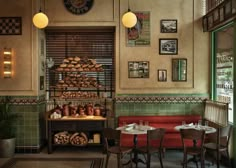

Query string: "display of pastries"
[[55, 56, 103, 72], [52, 56, 104, 99]]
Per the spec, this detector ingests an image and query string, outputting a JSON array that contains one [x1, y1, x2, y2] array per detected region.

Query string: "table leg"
[[185, 139, 199, 166], [133, 134, 145, 168]]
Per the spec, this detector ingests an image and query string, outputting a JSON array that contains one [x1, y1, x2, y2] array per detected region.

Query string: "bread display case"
[[45, 56, 113, 153]]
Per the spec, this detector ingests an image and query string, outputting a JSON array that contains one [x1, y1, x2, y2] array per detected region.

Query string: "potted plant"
[[0, 97, 19, 158]]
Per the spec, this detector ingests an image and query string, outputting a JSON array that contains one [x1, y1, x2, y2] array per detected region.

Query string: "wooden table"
[[175, 124, 216, 166], [117, 124, 154, 168]]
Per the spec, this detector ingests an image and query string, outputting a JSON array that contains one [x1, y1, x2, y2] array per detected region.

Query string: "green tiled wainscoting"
[[114, 94, 209, 126], [0, 96, 46, 153]]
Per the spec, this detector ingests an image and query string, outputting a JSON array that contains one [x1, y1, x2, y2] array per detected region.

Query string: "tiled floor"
[[0, 146, 229, 168]]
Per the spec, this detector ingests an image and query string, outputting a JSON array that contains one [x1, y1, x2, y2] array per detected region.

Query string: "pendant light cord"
[[128, 0, 131, 11], [39, 0, 42, 12]]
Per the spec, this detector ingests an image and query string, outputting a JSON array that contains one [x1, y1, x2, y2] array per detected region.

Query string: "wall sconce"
[[3, 48, 12, 78], [122, 0, 137, 28]]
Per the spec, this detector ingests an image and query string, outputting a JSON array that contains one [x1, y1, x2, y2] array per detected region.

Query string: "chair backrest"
[[180, 128, 206, 148], [103, 127, 121, 149], [147, 128, 166, 151], [207, 124, 232, 147]]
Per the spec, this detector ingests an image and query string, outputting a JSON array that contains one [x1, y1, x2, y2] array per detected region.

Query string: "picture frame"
[[160, 19, 177, 33], [172, 58, 187, 82], [127, 11, 150, 47], [158, 69, 167, 82], [159, 38, 178, 55], [0, 17, 22, 35], [128, 61, 149, 78]]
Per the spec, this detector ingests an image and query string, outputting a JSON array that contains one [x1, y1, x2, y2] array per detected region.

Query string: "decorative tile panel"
[[115, 94, 209, 104]]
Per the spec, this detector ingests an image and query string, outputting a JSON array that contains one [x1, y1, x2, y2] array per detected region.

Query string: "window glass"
[[214, 24, 234, 123]]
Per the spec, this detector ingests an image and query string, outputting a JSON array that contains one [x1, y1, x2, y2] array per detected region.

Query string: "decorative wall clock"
[[64, 0, 94, 15]]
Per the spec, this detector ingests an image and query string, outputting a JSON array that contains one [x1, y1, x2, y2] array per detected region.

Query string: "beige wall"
[[118, 0, 210, 94], [0, 0, 210, 96], [0, 0, 38, 95]]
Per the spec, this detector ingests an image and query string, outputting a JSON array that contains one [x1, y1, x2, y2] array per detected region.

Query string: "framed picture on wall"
[[127, 11, 150, 47], [128, 61, 149, 78], [160, 19, 177, 33], [158, 69, 167, 81], [159, 38, 178, 55], [0, 17, 22, 35]]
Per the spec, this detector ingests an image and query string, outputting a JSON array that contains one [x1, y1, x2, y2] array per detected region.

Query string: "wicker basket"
[[70, 132, 88, 146], [54, 131, 71, 144]]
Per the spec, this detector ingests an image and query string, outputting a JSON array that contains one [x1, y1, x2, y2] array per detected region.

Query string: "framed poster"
[[0, 17, 22, 35], [159, 38, 178, 55], [128, 61, 149, 78], [158, 69, 167, 81], [127, 11, 150, 46], [160, 19, 177, 33]]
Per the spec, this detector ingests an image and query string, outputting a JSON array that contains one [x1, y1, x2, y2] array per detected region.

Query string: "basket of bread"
[[54, 131, 71, 145], [70, 132, 88, 146]]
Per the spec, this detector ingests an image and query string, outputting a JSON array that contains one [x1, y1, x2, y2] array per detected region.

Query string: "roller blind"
[[45, 27, 115, 99]]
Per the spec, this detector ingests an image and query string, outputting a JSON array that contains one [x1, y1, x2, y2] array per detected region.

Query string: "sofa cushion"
[[118, 115, 201, 148]]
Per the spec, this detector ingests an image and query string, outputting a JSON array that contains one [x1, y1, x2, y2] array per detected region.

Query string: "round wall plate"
[[64, 0, 94, 15]]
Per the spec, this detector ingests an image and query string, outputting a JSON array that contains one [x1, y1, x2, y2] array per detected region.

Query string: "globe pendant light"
[[33, 0, 48, 29], [122, 0, 137, 28]]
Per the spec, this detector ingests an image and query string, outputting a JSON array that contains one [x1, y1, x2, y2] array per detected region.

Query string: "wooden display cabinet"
[[47, 115, 107, 154]]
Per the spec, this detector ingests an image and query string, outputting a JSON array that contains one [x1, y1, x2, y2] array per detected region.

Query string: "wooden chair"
[[103, 127, 133, 168], [136, 128, 166, 168], [204, 125, 232, 167], [180, 128, 206, 168]]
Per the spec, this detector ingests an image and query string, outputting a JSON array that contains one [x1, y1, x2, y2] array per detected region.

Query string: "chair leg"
[[201, 153, 205, 168], [117, 154, 122, 168], [105, 153, 110, 168], [183, 152, 187, 168], [159, 151, 164, 168], [226, 150, 231, 168], [147, 154, 151, 168]]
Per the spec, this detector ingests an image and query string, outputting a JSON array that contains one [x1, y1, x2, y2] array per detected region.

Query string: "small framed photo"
[[128, 61, 149, 78], [160, 19, 177, 33], [159, 38, 178, 55], [158, 69, 167, 82]]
